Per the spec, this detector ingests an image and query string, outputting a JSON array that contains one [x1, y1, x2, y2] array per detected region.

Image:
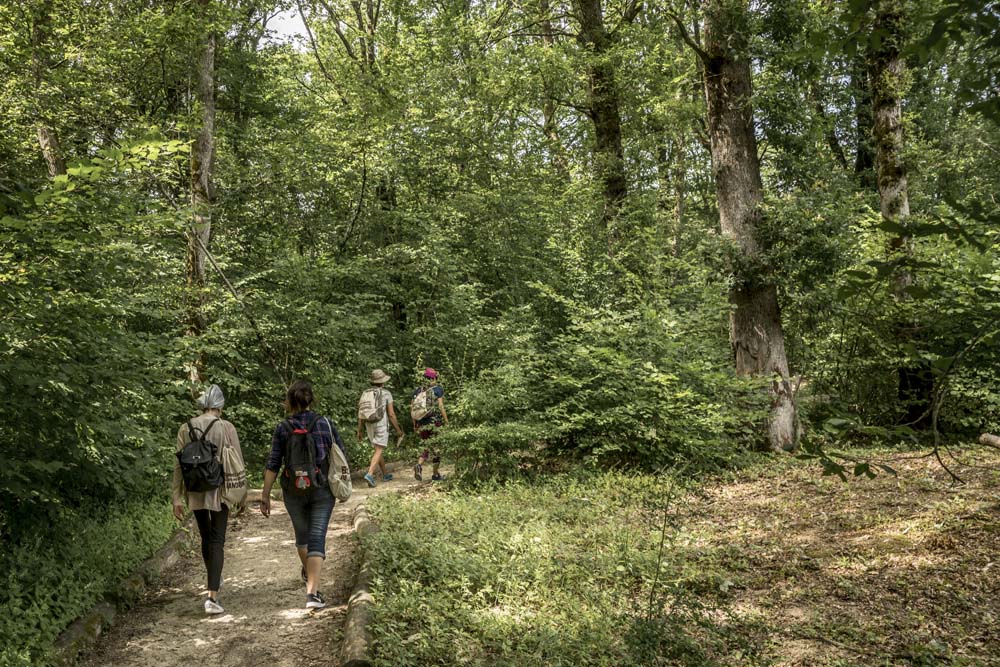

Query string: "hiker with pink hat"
[[409, 367, 448, 481]]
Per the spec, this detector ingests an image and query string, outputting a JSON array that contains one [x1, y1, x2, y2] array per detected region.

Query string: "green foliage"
[[2, 0, 999, 657], [0, 497, 175, 667], [365, 473, 766, 667], [0, 139, 192, 531]]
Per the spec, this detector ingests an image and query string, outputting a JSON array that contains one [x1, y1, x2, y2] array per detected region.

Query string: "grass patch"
[[365, 473, 768, 666], [365, 448, 1000, 666], [0, 497, 175, 667]]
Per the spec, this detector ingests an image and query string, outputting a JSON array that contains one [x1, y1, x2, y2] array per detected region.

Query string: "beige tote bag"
[[220, 439, 248, 511]]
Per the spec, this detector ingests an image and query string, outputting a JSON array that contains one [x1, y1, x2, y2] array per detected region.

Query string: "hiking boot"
[[204, 598, 224, 615], [431, 473, 443, 481], [306, 592, 326, 609], [413, 464, 423, 481], [364, 472, 376, 488], [382, 473, 394, 481]]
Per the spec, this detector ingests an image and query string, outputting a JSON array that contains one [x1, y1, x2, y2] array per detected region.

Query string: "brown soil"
[[675, 450, 1000, 666], [77, 468, 426, 667]]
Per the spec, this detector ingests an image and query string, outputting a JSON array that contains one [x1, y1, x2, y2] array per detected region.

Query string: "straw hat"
[[371, 369, 391, 384]]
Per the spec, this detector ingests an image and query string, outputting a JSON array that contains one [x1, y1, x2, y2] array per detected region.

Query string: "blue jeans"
[[283, 485, 335, 559]]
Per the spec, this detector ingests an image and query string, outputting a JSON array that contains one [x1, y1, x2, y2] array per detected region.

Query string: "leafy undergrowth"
[[0, 498, 175, 667], [364, 446, 1000, 666]]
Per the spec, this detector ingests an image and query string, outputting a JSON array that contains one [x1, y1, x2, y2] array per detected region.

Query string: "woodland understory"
[[1, 0, 998, 664]]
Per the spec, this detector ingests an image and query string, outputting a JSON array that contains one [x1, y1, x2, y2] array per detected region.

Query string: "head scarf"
[[197, 384, 225, 410]]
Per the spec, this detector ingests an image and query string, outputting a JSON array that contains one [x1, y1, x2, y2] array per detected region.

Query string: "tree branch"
[[667, 11, 709, 63]]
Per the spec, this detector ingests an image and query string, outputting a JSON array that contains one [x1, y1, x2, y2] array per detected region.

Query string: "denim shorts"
[[283, 484, 335, 559]]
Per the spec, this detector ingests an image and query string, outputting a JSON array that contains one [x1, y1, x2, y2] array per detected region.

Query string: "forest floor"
[[677, 449, 1000, 666], [75, 450, 1000, 667], [76, 463, 434, 667]]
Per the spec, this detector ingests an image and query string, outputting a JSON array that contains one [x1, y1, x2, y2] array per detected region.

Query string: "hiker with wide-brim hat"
[[357, 369, 404, 488]]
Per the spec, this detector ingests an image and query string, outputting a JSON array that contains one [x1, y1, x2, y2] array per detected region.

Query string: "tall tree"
[[852, 56, 876, 185], [186, 0, 217, 383], [867, 0, 929, 423], [681, 0, 798, 451], [29, 0, 66, 177], [571, 0, 636, 250], [539, 0, 571, 180]]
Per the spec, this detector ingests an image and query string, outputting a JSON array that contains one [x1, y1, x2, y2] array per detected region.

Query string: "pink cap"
[[423, 367, 438, 379]]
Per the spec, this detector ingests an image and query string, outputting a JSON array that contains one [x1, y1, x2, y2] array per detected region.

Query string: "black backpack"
[[177, 419, 224, 492], [281, 415, 326, 496]]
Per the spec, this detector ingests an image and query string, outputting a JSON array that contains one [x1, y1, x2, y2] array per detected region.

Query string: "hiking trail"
[[77, 468, 428, 667]]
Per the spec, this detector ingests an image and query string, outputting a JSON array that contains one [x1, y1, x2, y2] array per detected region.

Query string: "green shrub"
[[0, 497, 175, 667]]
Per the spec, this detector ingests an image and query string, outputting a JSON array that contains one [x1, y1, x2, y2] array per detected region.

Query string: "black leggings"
[[193, 506, 229, 593]]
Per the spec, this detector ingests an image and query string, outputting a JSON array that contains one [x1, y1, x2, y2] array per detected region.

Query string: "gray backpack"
[[358, 388, 385, 423]]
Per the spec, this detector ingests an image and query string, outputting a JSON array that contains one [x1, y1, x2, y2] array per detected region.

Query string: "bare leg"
[[305, 555, 323, 595], [367, 445, 385, 477]]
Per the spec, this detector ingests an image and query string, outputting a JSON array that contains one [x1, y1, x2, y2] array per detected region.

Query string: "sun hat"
[[197, 384, 225, 410], [371, 369, 391, 384], [423, 368, 438, 379]]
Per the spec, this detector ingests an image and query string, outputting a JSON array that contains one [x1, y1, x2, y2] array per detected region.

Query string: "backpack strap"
[[202, 418, 220, 440], [187, 418, 220, 443]]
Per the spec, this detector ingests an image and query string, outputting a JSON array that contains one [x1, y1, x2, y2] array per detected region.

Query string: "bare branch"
[[666, 11, 709, 63]]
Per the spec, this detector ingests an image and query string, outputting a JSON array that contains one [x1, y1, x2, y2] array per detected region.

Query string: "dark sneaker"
[[306, 592, 326, 609], [364, 472, 376, 487], [431, 473, 444, 481], [413, 464, 423, 481], [382, 473, 394, 481]]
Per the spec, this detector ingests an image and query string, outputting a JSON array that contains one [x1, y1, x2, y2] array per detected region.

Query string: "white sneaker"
[[204, 598, 225, 615]]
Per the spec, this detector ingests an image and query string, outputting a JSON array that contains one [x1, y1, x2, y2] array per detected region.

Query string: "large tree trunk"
[[572, 0, 628, 250], [868, 0, 929, 424], [702, 0, 797, 452], [186, 0, 216, 384]]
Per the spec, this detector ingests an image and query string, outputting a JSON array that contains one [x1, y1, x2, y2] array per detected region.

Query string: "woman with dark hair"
[[260, 380, 345, 610]]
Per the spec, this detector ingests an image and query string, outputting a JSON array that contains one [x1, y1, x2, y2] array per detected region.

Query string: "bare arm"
[[172, 427, 186, 520], [260, 469, 278, 517], [387, 402, 403, 436]]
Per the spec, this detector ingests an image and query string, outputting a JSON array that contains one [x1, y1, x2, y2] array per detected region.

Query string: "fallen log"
[[978, 433, 1000, 447]]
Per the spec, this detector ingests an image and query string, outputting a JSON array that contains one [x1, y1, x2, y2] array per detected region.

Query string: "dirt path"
[[78, 467, 426, 667]]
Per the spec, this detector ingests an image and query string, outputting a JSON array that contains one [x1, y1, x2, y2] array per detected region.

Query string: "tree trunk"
[[540, 0, 570, 180], [36, 126, 66, 177], [572, 0, 628, 250], [852, 56, 875, 186], [810, 81, 848, 170], [30, 0, 66, 177], [979, 433, 1000, 448], [869, 0, 929, 424], [655, 135, 684, 257], [702, 0, 797, 452], [186, 0, 216, 383]]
